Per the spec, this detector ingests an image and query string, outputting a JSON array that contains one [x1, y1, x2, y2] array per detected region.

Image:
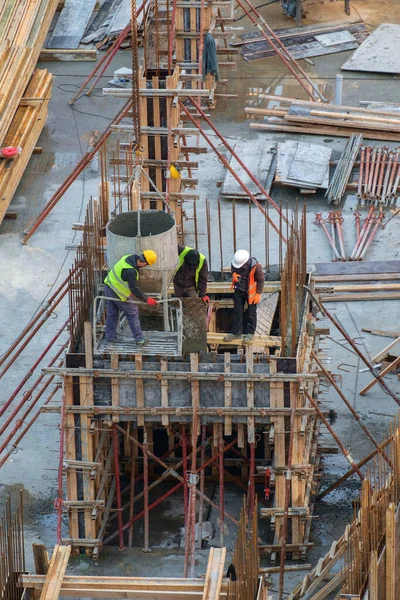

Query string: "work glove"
[[146, 297, 158, 306], [231, 272, 240, 290], [253, 293, 262, 304], [202, 295, 210, 304]]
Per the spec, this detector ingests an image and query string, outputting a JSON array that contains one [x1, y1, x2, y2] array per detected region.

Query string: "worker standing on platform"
[[173, 245, 210, 303], [104, 251, 158, 346], [224, 249, 264, 344]]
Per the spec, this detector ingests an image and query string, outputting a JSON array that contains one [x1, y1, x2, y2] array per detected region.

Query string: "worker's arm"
[[198, 258, 209, 298], [123, 269, 148, 302], [255, 263, 265, 294]]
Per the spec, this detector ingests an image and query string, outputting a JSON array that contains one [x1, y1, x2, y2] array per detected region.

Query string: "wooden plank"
[[33, 544, 49, 575], [320, 293, 400, 302], [224, 353, 232, 436], [202, 547, 226, 600], [135, 354, 144, 427], [359, 356, 400, 396], [111, 354, 120, 414], [39, 48, 97, 61], [160, 359, 169, 427], [39, 545, 71, 600], [246, 349, 255, 444], [207, 333, 281, 348], [249, 121, 400, 142], [386, 503, 396, 600], [362, 328, 400, 338], [371, 336, 400, 364], [315, 261, 400, 276], [47, 0, 97, 49]]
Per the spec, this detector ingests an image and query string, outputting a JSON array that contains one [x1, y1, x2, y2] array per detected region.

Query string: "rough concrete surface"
[[1, 0, 400, 593]]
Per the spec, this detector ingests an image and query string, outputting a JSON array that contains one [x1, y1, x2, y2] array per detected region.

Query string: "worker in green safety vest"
[[104, 250, 158, 346], [173, 245, 210, 303]]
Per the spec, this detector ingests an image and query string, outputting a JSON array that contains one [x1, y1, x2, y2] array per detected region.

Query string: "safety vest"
[[248, 263, 260, 304], [176, 246, 205, 290], [104, 255, 138, 301]]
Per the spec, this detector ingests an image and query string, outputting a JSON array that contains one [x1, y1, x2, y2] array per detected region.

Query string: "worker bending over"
[[104, 250, 158, 346], [224, 249, 264, 344], [173, 245, 210, 303]]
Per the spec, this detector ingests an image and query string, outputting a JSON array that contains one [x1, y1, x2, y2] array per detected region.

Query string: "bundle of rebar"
[[358, 145, 400, 204], [316, 208, 384, 261], [326, 134, 363, 205]]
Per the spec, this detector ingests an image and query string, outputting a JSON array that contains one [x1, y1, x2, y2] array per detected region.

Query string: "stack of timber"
[[238, 20, 368, 63], [246, 95, 400, 142], [314, 261, 400, 302], [0, 0, 57, 225], [0, 70, 52, 223], [0, 0, 57, 143]]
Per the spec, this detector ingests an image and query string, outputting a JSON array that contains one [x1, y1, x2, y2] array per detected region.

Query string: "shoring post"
[[142, 428, 151, 553], [112, 424, 125, 551], [219, 439, 225, 547]]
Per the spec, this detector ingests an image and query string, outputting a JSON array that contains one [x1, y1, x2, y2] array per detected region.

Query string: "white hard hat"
[[232, 249, 250, 269]]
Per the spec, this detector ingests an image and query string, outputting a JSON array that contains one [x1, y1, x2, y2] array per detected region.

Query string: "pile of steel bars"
[[316, 209, 384, 261], [358, 146, 400, 203], [326, 134, 363, 205]]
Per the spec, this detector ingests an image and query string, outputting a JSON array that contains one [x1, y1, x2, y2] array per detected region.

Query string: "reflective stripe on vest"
[[176, 246, 205, 291], [104, 255, 138, 301], [248, 263, 260, 304]]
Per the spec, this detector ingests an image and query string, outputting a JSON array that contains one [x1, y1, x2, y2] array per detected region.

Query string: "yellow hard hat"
[[143, 249, 157, 266], [170, 164, 181, 179]]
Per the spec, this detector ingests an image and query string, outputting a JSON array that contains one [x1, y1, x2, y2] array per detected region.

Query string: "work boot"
[[136, 338, 149, 347], [223, 333, 242, 342], [242, 334, 254, 344]]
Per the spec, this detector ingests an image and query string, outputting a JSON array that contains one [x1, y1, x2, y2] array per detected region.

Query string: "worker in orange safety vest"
[[223, 249, 264, 344]]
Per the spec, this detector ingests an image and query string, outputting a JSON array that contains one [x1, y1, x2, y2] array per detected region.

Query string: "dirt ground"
[[257, 0, 400, 30]]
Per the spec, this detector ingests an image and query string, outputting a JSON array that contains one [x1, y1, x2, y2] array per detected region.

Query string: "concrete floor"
[[2, 0, 400, 594]]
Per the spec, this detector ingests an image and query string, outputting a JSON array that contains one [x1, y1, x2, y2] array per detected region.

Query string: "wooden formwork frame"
[[55, 284, 322, 560]]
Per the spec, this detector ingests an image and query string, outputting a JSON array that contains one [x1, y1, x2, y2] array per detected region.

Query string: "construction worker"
[[173, 245, 210, 303], [224, 249, 265, 344], [104, 250, 158, 346]]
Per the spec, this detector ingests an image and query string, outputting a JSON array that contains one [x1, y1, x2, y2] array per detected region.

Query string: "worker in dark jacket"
[[224, 249, 264, 344], [104, 250, 158, 346], [173, 245, 210, 303]]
